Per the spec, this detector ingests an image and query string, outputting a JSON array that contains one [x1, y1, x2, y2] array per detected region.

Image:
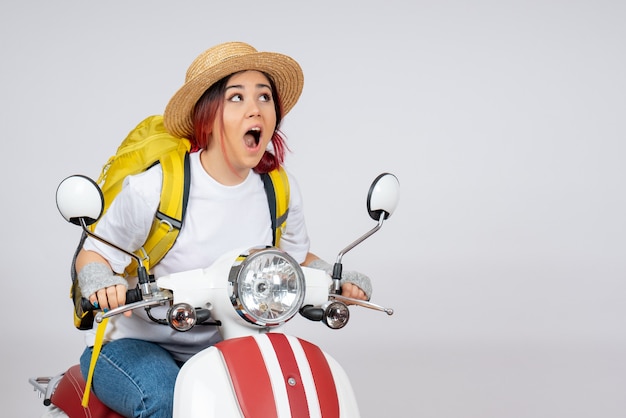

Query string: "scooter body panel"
[[173, 333, 360, 418]]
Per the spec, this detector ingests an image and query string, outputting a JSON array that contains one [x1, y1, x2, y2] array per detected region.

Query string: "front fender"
[[173, 333, 360, 418]]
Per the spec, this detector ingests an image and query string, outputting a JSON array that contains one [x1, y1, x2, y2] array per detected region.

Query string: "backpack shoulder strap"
[[125, 140, 191, 275], [261, 166, 290, 247]]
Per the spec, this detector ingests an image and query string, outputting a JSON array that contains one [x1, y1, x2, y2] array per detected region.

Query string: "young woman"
[[75, 41, 372, 417]]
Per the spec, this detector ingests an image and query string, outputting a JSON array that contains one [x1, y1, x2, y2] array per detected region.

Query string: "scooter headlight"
[[229, 247, 305, 327]]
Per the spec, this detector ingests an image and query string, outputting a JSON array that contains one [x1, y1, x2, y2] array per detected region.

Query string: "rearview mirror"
[[55, 175, 104, 226], [367, 173, 400, 221]]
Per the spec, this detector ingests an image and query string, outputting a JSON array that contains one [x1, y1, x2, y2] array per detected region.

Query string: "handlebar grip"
[[80, 286, 143, 312]]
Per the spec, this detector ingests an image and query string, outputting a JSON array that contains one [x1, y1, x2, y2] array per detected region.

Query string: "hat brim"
[[164, 52, 303, 139]]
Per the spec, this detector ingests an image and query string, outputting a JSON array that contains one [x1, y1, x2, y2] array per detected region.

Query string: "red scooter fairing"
[[217, 334, 340, 417]]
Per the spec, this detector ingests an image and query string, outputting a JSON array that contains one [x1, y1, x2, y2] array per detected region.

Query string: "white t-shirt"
[[82, 151, 310, 361]]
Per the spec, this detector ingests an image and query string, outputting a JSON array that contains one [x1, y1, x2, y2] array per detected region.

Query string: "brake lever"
[[329, 294, 394, 315]]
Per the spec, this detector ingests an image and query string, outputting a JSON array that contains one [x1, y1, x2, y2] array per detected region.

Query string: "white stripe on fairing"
[[253, 334, 291, 418], [286, 335, 322, 418]]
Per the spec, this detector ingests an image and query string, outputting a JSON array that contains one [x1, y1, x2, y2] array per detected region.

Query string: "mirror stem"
[[332, 213, 386, 294]]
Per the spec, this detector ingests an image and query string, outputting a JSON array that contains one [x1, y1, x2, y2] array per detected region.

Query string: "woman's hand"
[[304, 253, 373, 301], [77, 257, 131, 317], [341, 282, 367, 300], [89, 284, 131, 316]]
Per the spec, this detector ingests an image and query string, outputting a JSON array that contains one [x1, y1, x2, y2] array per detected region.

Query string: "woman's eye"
[[227, 92, 271, 103]]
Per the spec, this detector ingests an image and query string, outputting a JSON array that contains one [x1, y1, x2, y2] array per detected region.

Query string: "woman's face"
[[213, 70, 277, 177]]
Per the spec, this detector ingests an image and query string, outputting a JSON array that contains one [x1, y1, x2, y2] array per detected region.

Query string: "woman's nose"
[[246, 101, 261, 117]]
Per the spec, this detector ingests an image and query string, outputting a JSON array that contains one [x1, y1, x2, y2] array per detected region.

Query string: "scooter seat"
[[51, 364, 125, 418]]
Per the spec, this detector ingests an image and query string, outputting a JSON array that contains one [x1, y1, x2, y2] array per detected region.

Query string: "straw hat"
[[164, 42, 304, 138]]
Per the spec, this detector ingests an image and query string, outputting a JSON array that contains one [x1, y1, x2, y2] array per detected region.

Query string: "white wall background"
[[2, 1, 625, 417]]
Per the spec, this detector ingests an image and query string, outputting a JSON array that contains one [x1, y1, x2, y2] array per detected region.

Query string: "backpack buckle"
[[138, 247, 149, 263], [159, 219, 174, 233]]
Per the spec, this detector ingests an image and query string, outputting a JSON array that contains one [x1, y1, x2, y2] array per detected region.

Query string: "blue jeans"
[[80, 338, 180, 418]]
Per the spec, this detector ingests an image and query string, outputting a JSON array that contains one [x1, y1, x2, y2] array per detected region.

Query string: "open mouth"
[[244, 128, 261, 148]]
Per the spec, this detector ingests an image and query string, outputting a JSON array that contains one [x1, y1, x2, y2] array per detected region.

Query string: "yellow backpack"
[[70, 115, 290, 329]]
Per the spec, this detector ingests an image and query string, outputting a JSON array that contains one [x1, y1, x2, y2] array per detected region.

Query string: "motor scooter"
[[30, 172, 400, 417]]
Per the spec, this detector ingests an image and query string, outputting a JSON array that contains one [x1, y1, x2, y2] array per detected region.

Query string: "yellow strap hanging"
[[81, 317, 109, 407], [268, 166, 290, 246]]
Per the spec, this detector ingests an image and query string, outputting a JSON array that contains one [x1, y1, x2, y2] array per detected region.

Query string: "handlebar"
[[80, 286, 143, 312]]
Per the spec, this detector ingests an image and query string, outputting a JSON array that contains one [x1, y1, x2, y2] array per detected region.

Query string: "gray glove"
[[308, 258, 372, 300], [78, 262, 128, 298]]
